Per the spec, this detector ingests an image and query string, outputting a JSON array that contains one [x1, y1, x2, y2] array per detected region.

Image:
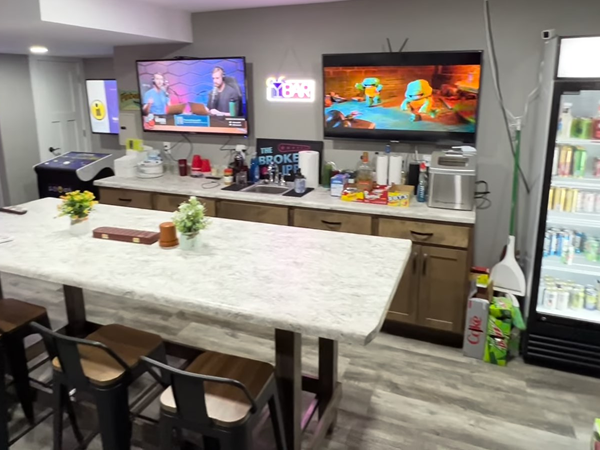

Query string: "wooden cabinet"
[[218, 201, 289, 226], [417, 246, 468, 333], [99, 188, 153, 210], [155, 194, 216, 217], [387, 247, 420, 325], [293, 208, 372, 235]]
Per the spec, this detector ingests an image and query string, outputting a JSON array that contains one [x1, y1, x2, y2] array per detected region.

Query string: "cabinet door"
[[155, 194, 216, 216], [219, 201, 289, 226], [386, 245, 421, 325], [417, 246, 468, 333]]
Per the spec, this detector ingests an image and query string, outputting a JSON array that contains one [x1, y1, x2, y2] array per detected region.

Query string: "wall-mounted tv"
[[86, 79, 120, 135], [136, 57, 249, 136], [323, 51, 482, 143]]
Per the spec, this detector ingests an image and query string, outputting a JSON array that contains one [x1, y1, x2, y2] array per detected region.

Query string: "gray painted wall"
[[82, 58, 122, 154], [112, 0, 600, 266], [0, 54, 40, 205]]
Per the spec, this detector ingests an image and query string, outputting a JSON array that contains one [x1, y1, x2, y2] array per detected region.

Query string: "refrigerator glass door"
[[538, 87, 600, 324]]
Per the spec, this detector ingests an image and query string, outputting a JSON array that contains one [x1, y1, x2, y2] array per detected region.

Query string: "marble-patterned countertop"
[[0, 198, 411, 345], [95, 174, 476, 225]]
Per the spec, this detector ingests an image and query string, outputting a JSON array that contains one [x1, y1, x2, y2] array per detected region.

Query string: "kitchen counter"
[[0, 198, 411, 345], [95, 174, 476, 225]]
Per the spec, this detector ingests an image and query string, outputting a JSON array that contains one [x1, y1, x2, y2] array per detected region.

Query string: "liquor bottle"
[[593, 101, 600, 140], [356, 152, 373, 191], [417, 162, 428, 203]]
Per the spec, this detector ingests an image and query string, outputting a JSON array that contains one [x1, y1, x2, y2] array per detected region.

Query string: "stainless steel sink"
[[241, 184, 291, 195]]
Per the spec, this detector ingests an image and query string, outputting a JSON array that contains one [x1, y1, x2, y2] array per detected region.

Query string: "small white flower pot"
[[179, 232, 199, 251], [70, 218, 90, 236]]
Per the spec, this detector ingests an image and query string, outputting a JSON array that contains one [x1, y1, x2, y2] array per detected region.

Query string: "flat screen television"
[[323, 51, 482, 143], [136, 57, 249, 136], [85, 79, 120, 135]]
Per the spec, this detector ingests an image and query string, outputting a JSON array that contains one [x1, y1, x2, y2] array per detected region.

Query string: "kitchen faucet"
[[267, 162, 279, 184]]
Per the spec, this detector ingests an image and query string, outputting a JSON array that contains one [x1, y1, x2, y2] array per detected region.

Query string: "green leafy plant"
[[172, 196, 210, 235], [57, 191, 98, 220]]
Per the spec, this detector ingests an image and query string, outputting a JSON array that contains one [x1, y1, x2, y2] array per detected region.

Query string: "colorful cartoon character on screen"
[[401, 79, 433, 114], [355, 78, 383, 107]]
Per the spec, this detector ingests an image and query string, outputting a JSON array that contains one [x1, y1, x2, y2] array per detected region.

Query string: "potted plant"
[[57, 190, 98, 236], [172, 196, 210, 250]]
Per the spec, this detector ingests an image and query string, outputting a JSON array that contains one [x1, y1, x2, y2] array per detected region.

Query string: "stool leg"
[[94, 383, 131, 450], [269, 388, 288, 450], [52, 374, 64, 450], [0, 344, 9, 450], [159, 414, 172, 450], [203, 436, 220, 450], [63, 388, 83, 444], [4, 334, 34, 423]]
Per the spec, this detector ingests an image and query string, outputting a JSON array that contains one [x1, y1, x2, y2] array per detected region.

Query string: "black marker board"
[[255, 138, 323, 181]]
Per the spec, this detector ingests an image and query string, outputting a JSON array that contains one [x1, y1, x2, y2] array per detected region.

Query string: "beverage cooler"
[[524, 36, 600, 374]]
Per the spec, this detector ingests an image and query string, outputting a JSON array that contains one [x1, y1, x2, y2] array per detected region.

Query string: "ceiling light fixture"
[[29, 46, 49, 54]]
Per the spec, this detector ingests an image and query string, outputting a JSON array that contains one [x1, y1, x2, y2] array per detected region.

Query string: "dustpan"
[[491, 236, 526, 296]]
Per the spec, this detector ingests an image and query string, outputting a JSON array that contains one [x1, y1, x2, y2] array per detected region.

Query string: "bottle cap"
[[420, 162, 427, 170]]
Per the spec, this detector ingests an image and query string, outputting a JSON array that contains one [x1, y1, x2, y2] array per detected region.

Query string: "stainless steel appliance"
[[428, 150, 476, 211]]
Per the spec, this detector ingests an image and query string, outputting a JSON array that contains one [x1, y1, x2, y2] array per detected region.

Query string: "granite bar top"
[[0, 198, 411, 345], [95, 174, 476, 225]]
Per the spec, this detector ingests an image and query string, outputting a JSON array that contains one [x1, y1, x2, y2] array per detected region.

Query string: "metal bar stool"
[[31, 322, 167, 450], [143, 351, 288, 450], [0, 298, 51, 450]]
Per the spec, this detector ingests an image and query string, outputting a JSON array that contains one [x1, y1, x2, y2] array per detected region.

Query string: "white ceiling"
[[137, 0, 346, 12]]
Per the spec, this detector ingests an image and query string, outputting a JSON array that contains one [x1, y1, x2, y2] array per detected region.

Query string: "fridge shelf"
[[556, 138, 600, 146], [542, 254, 600, 276], [547, 211, 600, 227], [537, 306, 600, 325], [552, 177, 600, 189]]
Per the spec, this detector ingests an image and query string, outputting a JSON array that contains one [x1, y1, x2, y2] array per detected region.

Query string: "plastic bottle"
[[294, 169, 306, 194], [417, 162, 428, 203], [249, 157, 260, 183], [558, 103, 573, 139]]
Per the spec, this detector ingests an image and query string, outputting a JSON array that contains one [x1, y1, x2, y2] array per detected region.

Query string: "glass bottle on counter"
[[356, 152, 374, 191]]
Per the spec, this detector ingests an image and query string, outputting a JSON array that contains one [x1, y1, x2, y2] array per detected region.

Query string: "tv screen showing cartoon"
[[136, 57, 248, 135], [86, 80, 119, 135], [323, 51, 482, 143]]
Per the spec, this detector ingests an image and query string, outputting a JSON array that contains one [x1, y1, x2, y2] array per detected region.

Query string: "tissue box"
[[331, 173, 349, 197]]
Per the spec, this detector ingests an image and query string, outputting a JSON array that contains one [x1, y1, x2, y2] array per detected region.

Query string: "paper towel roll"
[[388, 155, 403, 185], [376, 154, 389, 185], [298, 151, 320, 188]]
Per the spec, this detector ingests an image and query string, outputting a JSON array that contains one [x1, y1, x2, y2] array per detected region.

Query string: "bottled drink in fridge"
[[558, 103, 574, 139], [417, 162, 428, 203], [593, 100, 600, 140]]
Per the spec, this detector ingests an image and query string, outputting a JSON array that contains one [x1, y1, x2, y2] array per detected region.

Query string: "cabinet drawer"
[[99, 188, 153, 210], [378, 218, 470, 249], [294, 208, 372, 235], [219, 201, 288, 226], [154, 194, 216, 216]]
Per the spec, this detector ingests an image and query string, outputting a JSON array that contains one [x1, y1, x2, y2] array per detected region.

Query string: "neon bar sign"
[[266, 76, 316, 103]]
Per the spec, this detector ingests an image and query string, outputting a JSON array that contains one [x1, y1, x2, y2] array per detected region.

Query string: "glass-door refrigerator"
[[525, 36, 600, 373]]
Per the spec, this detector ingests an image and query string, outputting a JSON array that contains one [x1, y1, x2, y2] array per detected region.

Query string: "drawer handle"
[[423, 253, 428, 276], [321, 220, 342, 227], [118, 198, 133, 203], [412, 251, 418, 274], [410, 230, 433, 240]]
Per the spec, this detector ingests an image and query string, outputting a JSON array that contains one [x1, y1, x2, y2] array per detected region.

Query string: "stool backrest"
[[142, 356, 258, 425], [30, 323, 130, 390]]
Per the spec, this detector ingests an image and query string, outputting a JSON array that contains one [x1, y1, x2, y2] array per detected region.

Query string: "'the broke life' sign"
[[256, 138, 323, 178], [266, 76, 316, 103]]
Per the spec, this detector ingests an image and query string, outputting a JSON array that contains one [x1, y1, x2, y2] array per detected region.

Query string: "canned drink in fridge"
[[586, 288, 598, 310], [555, 188, 567, 211], [543, 231, 551, 257], [570, 189, 579, 212], [557, 288, 570, 310], [576, 189, 586, 212], [548, 187, 555, 211], [586, 238, 599, 262], [559, 146, 569, 176], [544, 287, 558, 309], [585, 191, 596, 213], [562, 244, 575, 265], [552, 146, 560, 176], [574, 147, 587, 177], [573, 231, 584, 253], [561, 146, 574, 176], [595, 157, 600, 178], [565, 189, 574, 212], [595, 193, 600, 213], [571, 287, 585, 310]]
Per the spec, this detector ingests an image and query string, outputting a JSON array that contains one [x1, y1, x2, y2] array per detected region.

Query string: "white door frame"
[[29, 56, 91, 161]]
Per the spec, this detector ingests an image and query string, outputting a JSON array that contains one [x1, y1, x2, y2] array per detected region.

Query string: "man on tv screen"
[[208, 67, 242, 117], [142, 73, 170, 115]]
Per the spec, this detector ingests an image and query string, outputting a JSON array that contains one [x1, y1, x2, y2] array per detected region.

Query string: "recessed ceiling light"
[[29, 46, 48, 54]]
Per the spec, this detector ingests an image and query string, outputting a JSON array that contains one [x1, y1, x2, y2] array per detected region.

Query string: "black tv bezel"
[[85, 79, 119, 136], [322, 50, 483, 144], [135, 56, 250, 137]]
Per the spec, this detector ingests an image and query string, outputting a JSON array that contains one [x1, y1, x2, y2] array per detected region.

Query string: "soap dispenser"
[[294, 169, 306, 194]]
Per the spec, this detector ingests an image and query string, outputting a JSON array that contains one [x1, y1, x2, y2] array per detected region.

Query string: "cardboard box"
[[387, 185, 413, 207], [340, 183, 413, 207], [330, 173, 349, 197]]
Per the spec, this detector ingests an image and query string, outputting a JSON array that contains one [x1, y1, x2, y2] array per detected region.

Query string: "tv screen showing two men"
[[137, 58, 248, 135]]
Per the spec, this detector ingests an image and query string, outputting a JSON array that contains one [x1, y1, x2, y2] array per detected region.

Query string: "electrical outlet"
[[163, 142, 172, 151]]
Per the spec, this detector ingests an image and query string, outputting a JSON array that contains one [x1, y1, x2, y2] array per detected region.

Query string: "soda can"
[[563, 146, 574, 176], [586, 238, 599, 262], [544, 287, 558, 309], [571, 287, 585, 310], [586, 288, 598, 310], [573, 231, 584, 253], [557, 288, 570, 310], [595, 193, 600, 213], [585, 191, 596, 213], [548, 187, 555, 211], [565, 189, 574, 212], [595, 157, 600, 178], [570, 189, 579, 212], [562, 244, 575, 265], [574, 148, 587, 177], [576, 190, 586, 212], [559, 146, 569, 176], [555, 188, 567, 211], [543, 231, 551, 257]]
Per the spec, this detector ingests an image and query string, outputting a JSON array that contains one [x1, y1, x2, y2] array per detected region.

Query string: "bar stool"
[[143, 351, 288, 450], [31, 322, 167, 450], [0, 298, 51, 450]]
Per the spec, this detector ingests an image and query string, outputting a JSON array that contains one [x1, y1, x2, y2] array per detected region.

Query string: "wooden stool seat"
[[160, 351, 274, 426], [0, 298, 47, 335], [52, 324, 163, 386]]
